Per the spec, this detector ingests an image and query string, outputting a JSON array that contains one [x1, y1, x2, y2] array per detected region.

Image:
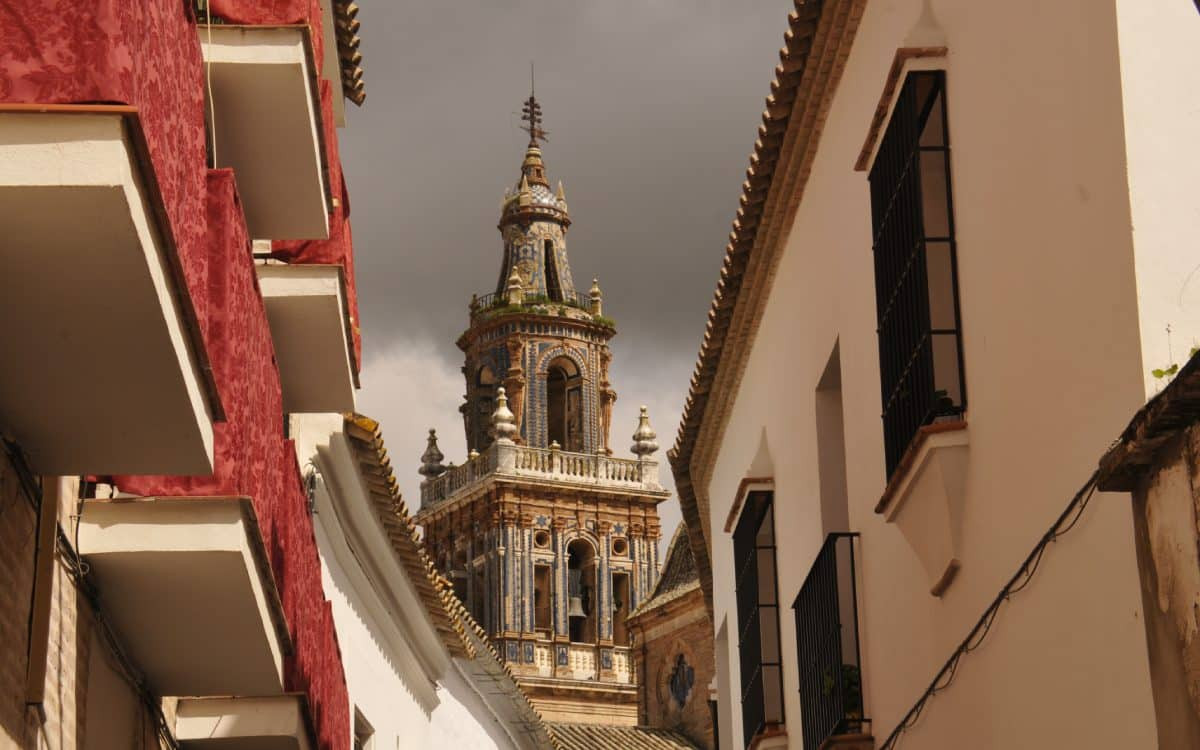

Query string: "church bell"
[[568, 595, 586, 619]]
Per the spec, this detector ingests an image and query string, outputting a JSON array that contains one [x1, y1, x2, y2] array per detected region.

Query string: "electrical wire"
[[878, 472, 1100, 749]]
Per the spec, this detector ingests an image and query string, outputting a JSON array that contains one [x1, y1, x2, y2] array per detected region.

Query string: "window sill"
[[819, 733, 875, 750], [875, 421, 968, 597], [748, 724, 788, 750]]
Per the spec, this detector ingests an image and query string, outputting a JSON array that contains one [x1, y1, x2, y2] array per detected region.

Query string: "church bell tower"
[[414, 89, 670, 726]]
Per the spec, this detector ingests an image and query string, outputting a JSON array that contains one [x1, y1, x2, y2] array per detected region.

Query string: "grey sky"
[[340, 1, 793, 552]]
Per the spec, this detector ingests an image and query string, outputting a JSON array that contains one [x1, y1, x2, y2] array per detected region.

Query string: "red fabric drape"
[[0, 0, 209, 325], [116, 172, 350, 749], [2, 6, 353, 744], [208, 0, 325, 77], [273, 79, 362, 368]]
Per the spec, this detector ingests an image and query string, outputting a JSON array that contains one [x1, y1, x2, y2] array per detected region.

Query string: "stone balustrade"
[[420, 441, 662, 506]]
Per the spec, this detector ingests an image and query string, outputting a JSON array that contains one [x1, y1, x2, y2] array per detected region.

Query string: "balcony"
[[419, 442, 664, 507], [0, 107, 216, 475], [200, 25, 329, 240], [256, 263, 357, 413], [793, 534, 871, 750], [77, 497, 291, 697], [176, 695, 314, 750]]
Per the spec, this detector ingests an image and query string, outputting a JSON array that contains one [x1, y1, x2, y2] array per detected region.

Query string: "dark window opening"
[[567, 540, 596, 643], [612, 572, 630, 644], [475, 365, 497, 452], [793, 534, 866, 750], [534, 564, 553, 637], [734, 491, 783, 748], [544, 239, 562, 301], [545, 358, 583, 451], [869, 70, 965, 478]]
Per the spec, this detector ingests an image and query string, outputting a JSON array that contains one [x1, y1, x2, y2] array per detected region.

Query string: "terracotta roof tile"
[[548, 723, 699, 750]]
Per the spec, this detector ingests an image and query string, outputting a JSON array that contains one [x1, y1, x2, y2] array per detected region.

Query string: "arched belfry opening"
[[566, 539, 597, 643], [475, 365, 497, 451], [546, 357, 583, 451], [544, 239, 561, 300]]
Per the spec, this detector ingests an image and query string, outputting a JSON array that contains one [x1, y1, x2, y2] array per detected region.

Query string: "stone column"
[[598, 520, 613, 642], [553, 517, 570, 638]]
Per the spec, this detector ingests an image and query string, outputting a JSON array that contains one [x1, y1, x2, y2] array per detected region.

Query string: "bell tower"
[[415, 89, 670, 727]]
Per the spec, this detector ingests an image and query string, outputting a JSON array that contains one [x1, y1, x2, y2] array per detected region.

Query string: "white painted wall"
[[292, 414, 529, 750], [1114, 0, 1200, 395], [705, 0, 1176, 747]]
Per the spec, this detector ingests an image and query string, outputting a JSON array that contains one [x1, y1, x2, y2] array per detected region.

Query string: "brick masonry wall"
[[1, 460, 158, 749], [632, 588, 715, 750], [0, 452, 38, 746]]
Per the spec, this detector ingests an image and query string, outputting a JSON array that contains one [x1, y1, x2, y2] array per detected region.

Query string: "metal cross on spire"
[[520, 62, 549, 145]]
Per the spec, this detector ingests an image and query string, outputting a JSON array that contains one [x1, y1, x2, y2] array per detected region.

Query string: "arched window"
[[566, 539, 597, 643], [544, 239, 561, 300], [546, 357, 583, 451], [475, 365, 496, 450]]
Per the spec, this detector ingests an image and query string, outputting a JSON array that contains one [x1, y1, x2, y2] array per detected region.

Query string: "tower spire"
[[520, 64, 548, 146]]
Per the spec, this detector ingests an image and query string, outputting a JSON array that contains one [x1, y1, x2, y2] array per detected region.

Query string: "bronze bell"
[[568, 595, 586, 619]]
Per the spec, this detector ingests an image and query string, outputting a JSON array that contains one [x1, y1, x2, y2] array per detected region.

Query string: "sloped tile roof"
[[548, 723, 699, 750], [343, 414, 472, 658], [629, 524, 700, 618]]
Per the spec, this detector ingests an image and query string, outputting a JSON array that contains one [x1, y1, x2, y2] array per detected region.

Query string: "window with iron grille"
[[733, 491, 784, 747], [869, 70, 965, 477]]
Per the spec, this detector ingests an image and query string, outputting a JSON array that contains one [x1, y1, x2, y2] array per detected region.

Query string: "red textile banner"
[[115, 171, 350, 750], [0, 0, 209, 327], [273, 79, 362, 368], [208, 0, 325, 77]]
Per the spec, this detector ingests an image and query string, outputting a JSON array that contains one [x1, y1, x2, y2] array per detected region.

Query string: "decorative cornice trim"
[[854, 46, 948, 172], [668, 0, 867, 617], [723, 477, 775, 533]]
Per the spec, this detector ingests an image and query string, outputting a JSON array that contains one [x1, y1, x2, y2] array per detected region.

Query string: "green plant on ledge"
[[592, 315, 616, 328], [1151, 345, 1200, 384]]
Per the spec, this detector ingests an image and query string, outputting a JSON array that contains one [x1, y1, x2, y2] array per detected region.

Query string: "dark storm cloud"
[[342, 0, 793, 363], [340, 1, 793, 543]]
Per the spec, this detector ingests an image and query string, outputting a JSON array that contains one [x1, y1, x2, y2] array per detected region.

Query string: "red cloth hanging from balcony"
[[115, 171, 350, 750], [272, 79, 362, 369], [207, 0, 325, 77], [0, 0, 209, 328]]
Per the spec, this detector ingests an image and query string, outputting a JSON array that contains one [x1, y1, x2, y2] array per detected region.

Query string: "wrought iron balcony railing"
[[470, 287, 592, 317], [793, 533, 868, 750]]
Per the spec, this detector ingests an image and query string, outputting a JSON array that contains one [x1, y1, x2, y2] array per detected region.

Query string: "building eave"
[[1098, 351, 1200, 492], [667, 0, 866, 618]]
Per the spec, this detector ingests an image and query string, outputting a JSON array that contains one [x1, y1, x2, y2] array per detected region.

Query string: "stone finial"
[[589, 278, 603, 316], [505, 269, 525, 305], [631, 406, 659, 457], [518, 174, 533, 207], [556, 180, 566, 201], [419, 428, 446, 478], [492, 386, 518, 442]]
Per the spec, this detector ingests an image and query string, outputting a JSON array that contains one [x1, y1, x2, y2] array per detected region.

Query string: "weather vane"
[[521, 62, 549, 144]]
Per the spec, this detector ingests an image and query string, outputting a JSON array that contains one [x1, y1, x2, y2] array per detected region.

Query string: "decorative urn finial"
[[631, 405, 659, 458], [506, 269, 525, 305], [419, 428, 446, 478], [492, 386, 518, 442], [589, 277, 603, 316]]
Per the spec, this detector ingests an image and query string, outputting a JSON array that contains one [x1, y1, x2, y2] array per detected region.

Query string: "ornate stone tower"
[[415, 91, 670, 726]]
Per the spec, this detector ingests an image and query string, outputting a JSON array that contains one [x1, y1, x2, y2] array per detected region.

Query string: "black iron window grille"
[[733, 491, 784, 748], [869, 70, 965, 477], [793, 533, 867, 750]]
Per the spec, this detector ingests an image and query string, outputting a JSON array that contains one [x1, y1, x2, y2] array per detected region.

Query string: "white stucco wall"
[[290, 413, 526, 750], [315, 496, 523, 750], [705, 0, 1167, 747], [1114, 0, 1200, 396]]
